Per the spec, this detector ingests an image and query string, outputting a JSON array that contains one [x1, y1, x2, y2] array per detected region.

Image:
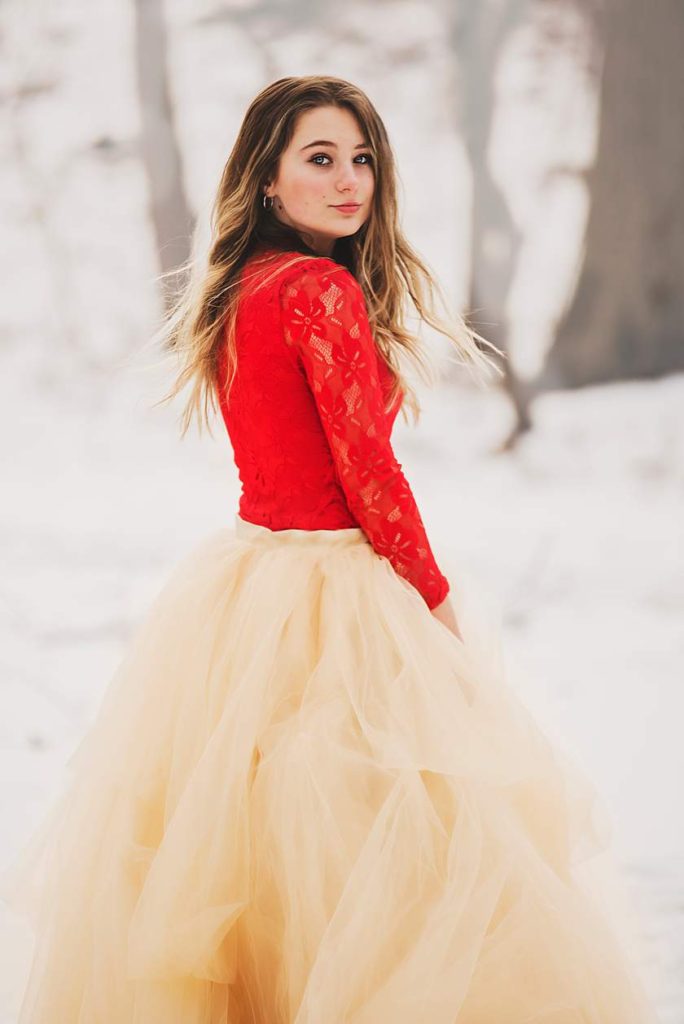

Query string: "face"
[[264, 105, 375, 257]]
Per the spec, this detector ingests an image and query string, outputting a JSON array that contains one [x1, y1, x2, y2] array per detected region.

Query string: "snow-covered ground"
[[0, 362, 682, 1020]]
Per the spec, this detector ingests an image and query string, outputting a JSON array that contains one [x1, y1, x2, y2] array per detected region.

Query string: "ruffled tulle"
[[1, 515, 656, 1022]]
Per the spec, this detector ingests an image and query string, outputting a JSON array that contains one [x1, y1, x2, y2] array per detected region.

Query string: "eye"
[[309, 153, 373, 166]]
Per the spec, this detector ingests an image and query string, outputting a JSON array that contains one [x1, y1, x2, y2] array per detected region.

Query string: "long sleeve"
[[279, 260, 450, 611]]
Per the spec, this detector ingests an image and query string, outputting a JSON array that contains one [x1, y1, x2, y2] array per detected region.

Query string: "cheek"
[[285, 168, 326, 207], [364, 169, 375, 198]]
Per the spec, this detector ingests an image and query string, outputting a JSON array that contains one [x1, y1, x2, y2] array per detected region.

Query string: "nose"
[[336, 162, 362, 192]]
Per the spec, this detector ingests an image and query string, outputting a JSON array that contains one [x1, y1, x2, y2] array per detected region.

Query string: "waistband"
[[235, 513, 367, 548]]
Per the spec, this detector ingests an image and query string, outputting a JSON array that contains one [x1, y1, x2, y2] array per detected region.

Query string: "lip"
[[332, 202, 361, 212]]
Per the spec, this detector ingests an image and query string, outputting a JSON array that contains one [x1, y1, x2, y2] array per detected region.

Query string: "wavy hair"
[[153, 75, 504, 436]]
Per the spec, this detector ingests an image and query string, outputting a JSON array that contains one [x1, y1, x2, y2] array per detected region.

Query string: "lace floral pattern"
[[279, 259, 450, 611]]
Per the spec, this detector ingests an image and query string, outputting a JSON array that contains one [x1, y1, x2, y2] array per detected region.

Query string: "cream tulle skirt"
[[1, 515, 657, 1022]]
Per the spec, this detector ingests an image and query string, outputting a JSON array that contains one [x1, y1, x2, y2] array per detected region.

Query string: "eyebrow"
[[299, 139, 371, 152]]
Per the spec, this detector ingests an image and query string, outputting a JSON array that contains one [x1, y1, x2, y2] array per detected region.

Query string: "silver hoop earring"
[[263, 194, 274, 210]]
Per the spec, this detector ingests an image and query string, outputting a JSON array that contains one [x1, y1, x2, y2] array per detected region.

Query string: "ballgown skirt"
[[1, 514, 657, 1023]]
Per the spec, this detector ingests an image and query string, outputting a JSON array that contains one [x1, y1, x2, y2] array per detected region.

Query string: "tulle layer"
[[1, 515, 655, 1022]]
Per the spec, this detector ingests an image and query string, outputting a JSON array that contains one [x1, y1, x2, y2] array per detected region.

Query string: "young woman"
[[3, 76, 656, 1022]]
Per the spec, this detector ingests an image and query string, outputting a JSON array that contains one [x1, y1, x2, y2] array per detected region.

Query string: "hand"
[[431, 593, 463, 642]]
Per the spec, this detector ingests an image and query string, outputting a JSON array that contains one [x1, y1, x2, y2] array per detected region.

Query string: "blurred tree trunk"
[[134, 0, 193, 308], [449, 0, 536, 444], [548, 0, 684, 386]]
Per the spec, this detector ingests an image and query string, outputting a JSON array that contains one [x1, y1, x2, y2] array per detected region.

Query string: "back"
[[218, 250, 398, 530], [217, 247, 450, 610]]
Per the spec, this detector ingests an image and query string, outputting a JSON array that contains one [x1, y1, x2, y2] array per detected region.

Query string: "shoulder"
[[240, 250, 360, 303], [278, 257, 364, 313], [279, 255, 353, 288], [277, 258, 375, 359]]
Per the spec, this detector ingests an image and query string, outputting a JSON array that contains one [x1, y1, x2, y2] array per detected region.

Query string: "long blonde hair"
[[154, 75, 503, 436]]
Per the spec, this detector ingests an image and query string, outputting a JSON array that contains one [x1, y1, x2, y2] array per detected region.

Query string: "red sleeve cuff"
[[425, 575, 450, 611]]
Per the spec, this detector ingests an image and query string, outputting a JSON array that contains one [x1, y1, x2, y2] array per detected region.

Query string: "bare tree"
[[547, 0, 684, 387], [448, 0, 535, 446], [134, 0, 194, 308]]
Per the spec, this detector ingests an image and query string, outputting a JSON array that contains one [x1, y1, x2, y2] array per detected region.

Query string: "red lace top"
[[216, 248, 450, 611]]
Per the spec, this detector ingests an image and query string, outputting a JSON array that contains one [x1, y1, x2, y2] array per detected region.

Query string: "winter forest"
[[0, 0, 682, 1019]]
